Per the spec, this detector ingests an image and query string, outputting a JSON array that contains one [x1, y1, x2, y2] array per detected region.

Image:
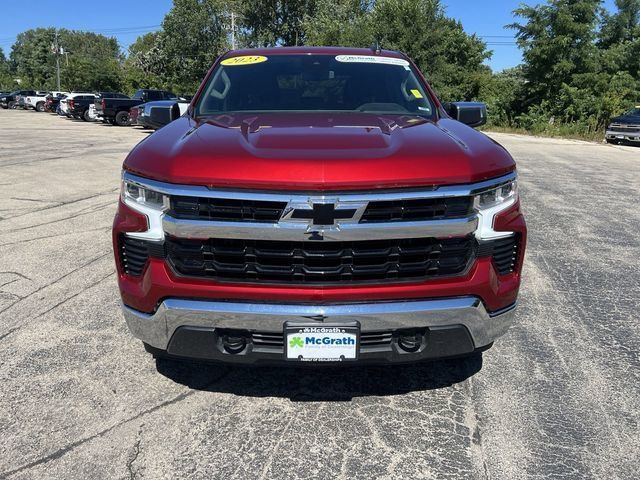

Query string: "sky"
[[0, 0, 619, 72]]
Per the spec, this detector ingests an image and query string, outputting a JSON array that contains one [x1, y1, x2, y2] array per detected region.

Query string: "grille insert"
[[165, 236, 474, 284], [170, 196, 287, 222], [609, 124, 640, 133], [361, 196, 473, 222]]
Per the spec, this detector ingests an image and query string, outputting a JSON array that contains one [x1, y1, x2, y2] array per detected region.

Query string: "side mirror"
[[443, 102, 487, 128], [149, 102, 180, 127]]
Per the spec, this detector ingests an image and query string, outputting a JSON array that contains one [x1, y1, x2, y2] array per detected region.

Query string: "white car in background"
[[25, 91, 68, 112]]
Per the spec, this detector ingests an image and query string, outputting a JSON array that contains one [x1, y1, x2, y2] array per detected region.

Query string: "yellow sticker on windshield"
[[411, 89, 424, 99], [221, 55, 268, 66]]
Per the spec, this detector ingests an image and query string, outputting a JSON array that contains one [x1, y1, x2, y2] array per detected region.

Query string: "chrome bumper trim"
[[122, 297, 516, 350], [162, 215, 478, 241]]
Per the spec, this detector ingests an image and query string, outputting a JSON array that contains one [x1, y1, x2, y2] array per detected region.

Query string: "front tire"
[[8, 101, 16, 109], [115, 110, 130, 126], [36, 102, 45, 112], [82, 109, 91, 122]]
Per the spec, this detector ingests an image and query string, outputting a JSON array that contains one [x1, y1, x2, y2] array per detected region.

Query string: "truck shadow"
[[154, 354, 483, 401]]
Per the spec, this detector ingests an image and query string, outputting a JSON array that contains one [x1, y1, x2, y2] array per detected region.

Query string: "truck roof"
[[221, 46, 406, 60]]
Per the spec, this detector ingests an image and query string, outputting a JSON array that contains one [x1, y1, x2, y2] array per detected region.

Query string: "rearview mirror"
[[443, 102, 487, 128]]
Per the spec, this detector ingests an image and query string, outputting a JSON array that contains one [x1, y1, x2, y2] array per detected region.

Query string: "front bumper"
[[606, 130, 640, 143], [122, 296, 515, 364]]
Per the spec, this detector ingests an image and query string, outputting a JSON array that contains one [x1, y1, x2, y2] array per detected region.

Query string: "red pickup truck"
[[113, 47, 526, 365]]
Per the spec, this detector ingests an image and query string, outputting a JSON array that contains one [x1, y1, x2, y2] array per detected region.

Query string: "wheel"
[[115, 110, 130, 126], [82, 109, 91, 121], [8, 101, 16, 109], [36, 102, 45, 112]]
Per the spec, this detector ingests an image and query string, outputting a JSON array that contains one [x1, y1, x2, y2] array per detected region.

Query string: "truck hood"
[[124, 112, 515, 190], [609, 114, 640, 125]]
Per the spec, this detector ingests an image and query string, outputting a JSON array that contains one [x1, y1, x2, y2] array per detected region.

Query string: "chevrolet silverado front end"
[[113, 47, 526, 365]]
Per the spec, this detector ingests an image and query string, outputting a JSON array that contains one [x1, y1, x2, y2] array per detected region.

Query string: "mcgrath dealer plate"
[[285, 322, 360, 362]]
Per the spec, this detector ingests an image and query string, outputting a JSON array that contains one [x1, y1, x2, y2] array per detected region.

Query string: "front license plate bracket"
[[284, 321, 360, 362]]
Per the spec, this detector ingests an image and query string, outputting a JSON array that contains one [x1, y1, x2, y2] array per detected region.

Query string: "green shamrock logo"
[[289, 336, 304, 348]]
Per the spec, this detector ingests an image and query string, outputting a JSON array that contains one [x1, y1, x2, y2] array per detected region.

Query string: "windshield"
[[623, 108, 640, 116], [195, 54, 434, 117]]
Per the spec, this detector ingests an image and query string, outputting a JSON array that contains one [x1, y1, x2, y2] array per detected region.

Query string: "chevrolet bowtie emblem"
[[280, 198, 368, 227], [291, 203, 357, 225]]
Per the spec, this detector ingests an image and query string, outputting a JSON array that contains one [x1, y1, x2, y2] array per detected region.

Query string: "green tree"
[[305, 0, 491, 102], [599, 0, 640, 47], [509, 0, 602, 115], [122, 32, 163, 94], [150, 0, 229, 94], [9, 28, 122, 91], [0, 48, 17, 90], [58, 31, 123, 91], [241, 0, 317, 47], [10, 28, 56, 88], [303, 0, 373, 47]]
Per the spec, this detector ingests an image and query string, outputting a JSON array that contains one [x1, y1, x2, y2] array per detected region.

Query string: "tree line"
[[1, 0, 638, 138]]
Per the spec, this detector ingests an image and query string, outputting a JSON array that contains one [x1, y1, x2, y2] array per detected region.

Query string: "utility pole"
[[231, 11, 236, 50], [53, 30, 61, 91]]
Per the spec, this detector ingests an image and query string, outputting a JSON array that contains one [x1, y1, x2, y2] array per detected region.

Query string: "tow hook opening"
[[397, 329, 426, 353], [221, 330, 248, 354]]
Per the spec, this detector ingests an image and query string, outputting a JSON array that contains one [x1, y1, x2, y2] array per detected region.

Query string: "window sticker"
[[410, 89, 424, 99], [221, 55, 268, 66], [335, 55, 410, 67]]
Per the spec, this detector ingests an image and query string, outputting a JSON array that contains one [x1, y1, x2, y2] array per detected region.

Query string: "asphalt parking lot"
[[0, 109, 638, 479]]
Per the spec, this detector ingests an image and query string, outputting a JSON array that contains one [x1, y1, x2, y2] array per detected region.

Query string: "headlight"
[[474, 180, 517, 210], [122, 178, 169, 211], [474, 178, 518, 240], [121, 175, 169, 241]]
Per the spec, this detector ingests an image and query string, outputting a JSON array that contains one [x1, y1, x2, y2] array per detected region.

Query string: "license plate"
[[616, 135, 625, 139], [285, 322, 359, 362]]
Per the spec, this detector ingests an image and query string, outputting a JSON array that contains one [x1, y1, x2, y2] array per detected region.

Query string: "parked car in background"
[[44, 92, 67, 112], [15, 90, 38, 109], [67, 94, 100, 121], [1, 90, 36, 109], [606, 106, 640, 146], [129, 104, 142, 125], [59, 92, 93, 117], [68, 92, 128, 122], [25, 91, 68, 112], [133, 99, 190, 130], [101, 89, 176, 126], [92, 92, 130, 122]]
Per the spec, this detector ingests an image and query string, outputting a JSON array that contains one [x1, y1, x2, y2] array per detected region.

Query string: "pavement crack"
[[0, 227, 110, 247], [34, 270, 115, 319], [0, 326, 20, 342], [0, 271, 31, 281], [126, 424, 145, 480], [0, 252, 111, 316], [0, 369, 230, 478], [465, 376, 490, 480]]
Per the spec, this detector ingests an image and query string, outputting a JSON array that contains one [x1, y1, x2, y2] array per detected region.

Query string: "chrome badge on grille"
[[280, 198, 368, 230]]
